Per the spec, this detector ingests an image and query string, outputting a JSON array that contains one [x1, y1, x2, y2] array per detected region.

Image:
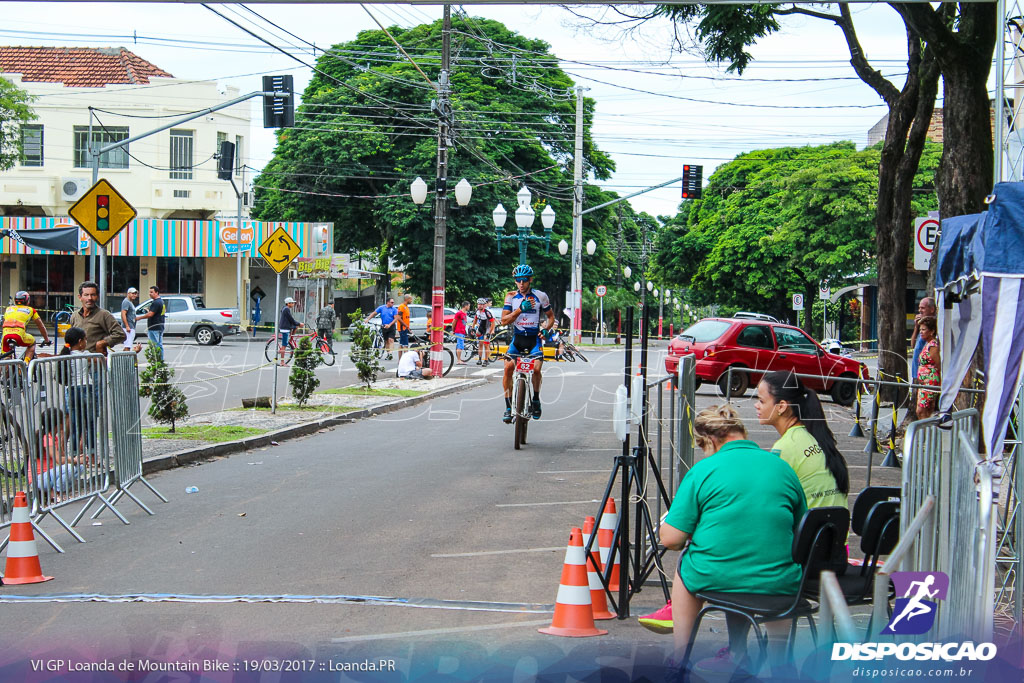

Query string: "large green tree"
[[254, 17, 617, 306], [0, 77, 35, 171], [655, 141, 941, 325], [583, 3, 980, 392]]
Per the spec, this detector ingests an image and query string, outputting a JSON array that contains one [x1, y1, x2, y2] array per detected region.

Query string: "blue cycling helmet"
[[512, 264, 534, 279]]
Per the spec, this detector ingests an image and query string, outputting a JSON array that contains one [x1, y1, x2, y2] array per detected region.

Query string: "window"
[[156, 257, 204, 294], [234, 135, 243, 176], [216, 131, 227, 153], [736, 325, 774, 350], [679, 320, 731, 343], [73, 126, 129, 168], [169, 129, 194, 180], [773, 327, 817, 354], [166, 298, 188, 313], [19, 125, 43, 167]]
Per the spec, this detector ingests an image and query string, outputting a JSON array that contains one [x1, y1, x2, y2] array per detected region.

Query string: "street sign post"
[[258, 227, 303, 415], [914, 217, 939, 271], [595, 285, 607, 345], [69, 179, 137, 248], [818, 286, 830, 341]]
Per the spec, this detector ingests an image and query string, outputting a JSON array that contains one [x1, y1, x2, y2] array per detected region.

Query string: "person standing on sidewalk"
[[69, 281, 126, 356], [366, 297, 398, 360], [315, 302, 336, 352], [396, 294, 413, 360], [473, 298, 495, 366], [120, 287, 139, 349], [910, 297, 936, 382], [453, 301, 470, 364], [136, 286, 165, 359]]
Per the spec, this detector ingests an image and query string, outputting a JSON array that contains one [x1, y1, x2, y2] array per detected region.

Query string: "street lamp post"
[[493, 186, 555, 264], [558, 237, 595, 337], [411, 161, 472, 377]]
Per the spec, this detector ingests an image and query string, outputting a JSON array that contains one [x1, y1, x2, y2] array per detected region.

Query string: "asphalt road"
[[1, 344, 891, 680]]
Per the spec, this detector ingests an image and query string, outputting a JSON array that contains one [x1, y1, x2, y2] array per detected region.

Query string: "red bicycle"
[[264, 327, 336, 366]]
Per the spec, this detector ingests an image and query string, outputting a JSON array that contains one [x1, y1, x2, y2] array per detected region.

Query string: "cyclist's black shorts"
[[508, 334, 543, 358], [381, 325, 396, 341]]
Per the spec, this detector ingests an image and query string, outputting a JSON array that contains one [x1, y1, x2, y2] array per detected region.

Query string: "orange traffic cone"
[[597, 498, 621, 592], [3, 492, 53, 584], [583, 516, 615, 620], [539, 527, 608, 637]]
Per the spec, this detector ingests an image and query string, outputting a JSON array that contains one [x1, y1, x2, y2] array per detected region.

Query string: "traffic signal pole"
[[85, 88, 289, 304]]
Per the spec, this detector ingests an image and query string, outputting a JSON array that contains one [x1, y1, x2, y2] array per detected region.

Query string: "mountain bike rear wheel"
[[513, 377, 528, 451]]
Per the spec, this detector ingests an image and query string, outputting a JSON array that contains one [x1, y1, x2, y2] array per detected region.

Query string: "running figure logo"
[[882, 571, 949, 635]]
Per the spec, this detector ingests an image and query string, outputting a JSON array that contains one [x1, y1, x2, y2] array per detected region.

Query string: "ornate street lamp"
[[494, 186, 555, 264]]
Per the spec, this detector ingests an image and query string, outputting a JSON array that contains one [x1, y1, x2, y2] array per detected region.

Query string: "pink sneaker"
[[695, 647, 737, 674], [637, 600, 673, 634]]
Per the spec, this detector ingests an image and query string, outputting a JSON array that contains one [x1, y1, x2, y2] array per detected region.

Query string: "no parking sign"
[[914, 217, 940, 270]]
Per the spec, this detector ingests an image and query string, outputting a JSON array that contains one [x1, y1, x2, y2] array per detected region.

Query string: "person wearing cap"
[[473, 297, 495, 366], [120, 287, 140, 349], [278, 297, 300, 365]]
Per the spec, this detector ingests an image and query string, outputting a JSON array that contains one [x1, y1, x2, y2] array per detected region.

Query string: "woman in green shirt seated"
[[754, 370, 850, 511], [661, 404, 807, 667]]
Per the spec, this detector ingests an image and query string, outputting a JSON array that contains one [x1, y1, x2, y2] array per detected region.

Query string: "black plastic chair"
[[809, 487, 901, 605], [679, 506, 850, 673]]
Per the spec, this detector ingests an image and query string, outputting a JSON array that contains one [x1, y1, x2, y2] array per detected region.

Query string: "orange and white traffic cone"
[[3, 492, 53, 585], [597, 498, 621, 592], [538, 527, 608, 637], [583, 516, 615, 620]]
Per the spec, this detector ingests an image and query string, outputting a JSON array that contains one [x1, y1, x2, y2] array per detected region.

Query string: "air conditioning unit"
[[242, 191, 254, 208], [61, 178, 91, 202]]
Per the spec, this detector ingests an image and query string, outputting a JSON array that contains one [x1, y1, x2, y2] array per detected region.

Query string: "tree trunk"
[[939, 61, 994, 217], [875, 47, 939, 404]]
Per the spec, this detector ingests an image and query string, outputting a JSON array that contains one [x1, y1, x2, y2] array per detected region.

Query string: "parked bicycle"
[[392, 346, 456, 377], [499, 352, 543, 450], [263, 327, 336, 367]]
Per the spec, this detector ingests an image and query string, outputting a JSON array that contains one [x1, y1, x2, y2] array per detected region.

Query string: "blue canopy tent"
[[935, 182, 1024, 463]]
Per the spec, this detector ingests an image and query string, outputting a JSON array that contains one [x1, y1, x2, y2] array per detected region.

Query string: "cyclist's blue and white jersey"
[[504, 289, 552, 337]]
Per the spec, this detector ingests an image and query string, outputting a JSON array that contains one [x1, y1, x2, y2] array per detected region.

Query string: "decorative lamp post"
[[412, 174, 469, 378], [493, 186, 554, 264], [634, 281, 641, 292]]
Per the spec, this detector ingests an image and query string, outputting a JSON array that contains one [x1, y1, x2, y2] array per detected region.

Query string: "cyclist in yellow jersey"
[[2, 291, 51, 361]]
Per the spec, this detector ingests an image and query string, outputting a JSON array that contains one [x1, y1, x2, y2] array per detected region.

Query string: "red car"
[[665, 317, 869, 405]]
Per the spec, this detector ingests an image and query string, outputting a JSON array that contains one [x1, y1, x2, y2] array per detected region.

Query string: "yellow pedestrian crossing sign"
[[68, 179, 137, 247], [258, 226, 302, 273]]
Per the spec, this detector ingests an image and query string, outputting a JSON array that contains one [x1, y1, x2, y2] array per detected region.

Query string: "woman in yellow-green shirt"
[[755, 370, 850, 511]]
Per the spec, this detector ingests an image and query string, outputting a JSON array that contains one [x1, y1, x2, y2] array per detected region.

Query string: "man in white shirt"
[[397, 349, 432, 379]]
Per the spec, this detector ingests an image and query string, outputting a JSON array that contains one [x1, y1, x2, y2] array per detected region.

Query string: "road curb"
[[141, 377, 490, 475]]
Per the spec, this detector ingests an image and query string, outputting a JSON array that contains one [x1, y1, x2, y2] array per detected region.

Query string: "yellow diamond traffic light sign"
[[68, 179, 137, 248], [258, 226, 302, 273]]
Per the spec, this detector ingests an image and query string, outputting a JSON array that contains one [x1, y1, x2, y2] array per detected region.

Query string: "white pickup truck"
[[134, 295, 240, 345]]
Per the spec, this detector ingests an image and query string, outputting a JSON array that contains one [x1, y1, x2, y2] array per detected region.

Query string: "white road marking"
[[538, 470, 610, 474], [331, 619, 552, 643], [496, 500, 599, 507], [567, 448, 619, 452], [431, 547, 564, 558]]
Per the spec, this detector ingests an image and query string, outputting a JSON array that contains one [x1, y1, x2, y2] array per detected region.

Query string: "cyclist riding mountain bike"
[[2, 291, 51, 361], [278, 297, 300, 366], [474, 297, 495, 366], [501, 264, 554, 423]]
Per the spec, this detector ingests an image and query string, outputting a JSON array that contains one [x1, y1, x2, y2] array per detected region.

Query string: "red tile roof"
[[0, 47, 173, 87]]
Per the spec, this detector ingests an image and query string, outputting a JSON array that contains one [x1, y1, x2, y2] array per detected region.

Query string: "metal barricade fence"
[[27, 354, 128, 539], [97, 351, 167, 518], [900, 409, 995, 641], [0, 360, 36, 528]]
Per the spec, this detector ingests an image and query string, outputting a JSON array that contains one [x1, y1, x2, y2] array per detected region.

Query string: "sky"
[[0, 2, 916, 218]]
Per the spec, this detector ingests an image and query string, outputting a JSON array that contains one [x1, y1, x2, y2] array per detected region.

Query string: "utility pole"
[[429, 5, 452, 378], [615, 205, 623, 344], [570, 86, 586, 345]]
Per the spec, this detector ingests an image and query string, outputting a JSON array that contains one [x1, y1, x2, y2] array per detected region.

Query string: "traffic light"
[[263, 75, 294, 129], [96, 194, 110, 231], [682, 164, 703, 200], [217, 140, 235, 180]]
